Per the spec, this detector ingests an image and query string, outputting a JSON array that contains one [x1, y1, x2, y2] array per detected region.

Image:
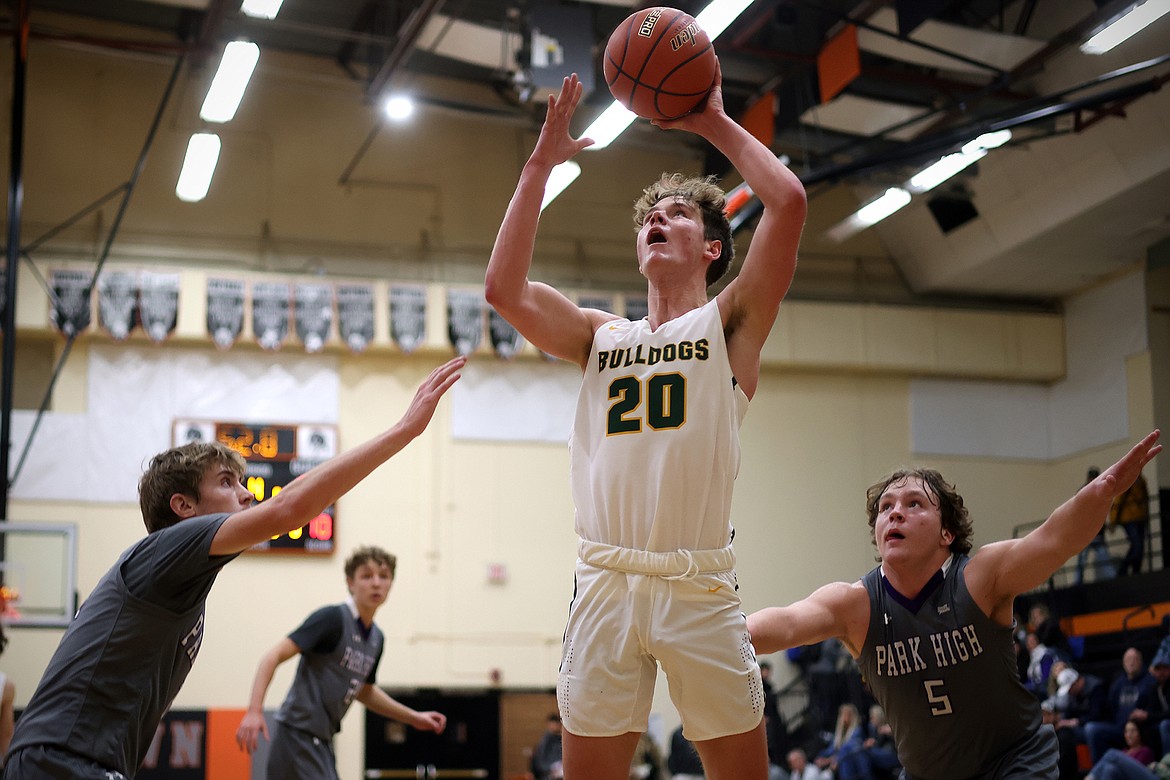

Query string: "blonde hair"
[[833, 703, 861, 748], [632, 172, 733, 286]]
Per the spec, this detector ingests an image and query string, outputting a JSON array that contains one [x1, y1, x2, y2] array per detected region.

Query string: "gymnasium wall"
[[3, 267, 1157, 777]]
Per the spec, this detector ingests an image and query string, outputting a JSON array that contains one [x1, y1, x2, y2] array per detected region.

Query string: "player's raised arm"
[[747, 580, 870, 658], [485, 74, 607, 368], [209, 357, 464, 555], [970, 430, 1161, 607], [657, 60, 807, 391]]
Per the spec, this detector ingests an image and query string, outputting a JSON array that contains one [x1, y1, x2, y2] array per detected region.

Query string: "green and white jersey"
[[570, 298, 748, 553]]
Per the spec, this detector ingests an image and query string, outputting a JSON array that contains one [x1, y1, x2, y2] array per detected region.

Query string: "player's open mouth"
[[647, 228, 666, 245]]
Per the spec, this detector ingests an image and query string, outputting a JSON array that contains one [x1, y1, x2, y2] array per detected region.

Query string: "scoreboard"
[[172, 419, 338, 554]]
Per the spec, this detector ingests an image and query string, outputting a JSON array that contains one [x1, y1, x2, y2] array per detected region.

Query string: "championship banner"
[[336, 283, 375, 353], [252, 281, 291, 351], [389, 285, 426, 354], [206, 277, 245, 350], [140, 271, 180, 344], [294, 282, 334, 353], [97, 270, 139, 341], [488, 308, 524, 360], [50, 268, 93, 337], [625, 295, 649, 322], [578, 293, 615, 313], [446, 288, 483, 356]]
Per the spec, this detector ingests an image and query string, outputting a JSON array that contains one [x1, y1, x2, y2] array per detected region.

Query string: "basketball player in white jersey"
[[485, 70, 807, 780]]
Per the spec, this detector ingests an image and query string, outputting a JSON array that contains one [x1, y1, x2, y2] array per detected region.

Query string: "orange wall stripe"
[[1060, 602, 1170, 638], [207, 708, 252, 779]]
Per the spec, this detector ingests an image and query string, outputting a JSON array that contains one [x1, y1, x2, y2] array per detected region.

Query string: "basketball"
[[603, 7, 716, 122]]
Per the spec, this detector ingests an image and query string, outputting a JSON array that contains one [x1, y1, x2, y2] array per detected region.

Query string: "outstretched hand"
[[530, 74, 594, 168], [397, 356, 466, 439], [1087, 429, 1161, 502]]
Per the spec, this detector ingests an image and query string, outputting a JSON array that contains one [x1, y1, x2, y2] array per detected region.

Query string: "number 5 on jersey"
[[924, 679, 953, 715]]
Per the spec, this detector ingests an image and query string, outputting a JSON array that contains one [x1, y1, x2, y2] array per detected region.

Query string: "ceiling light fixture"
[[826, 187, 911, 242], [695, 0, 757, 38], [907, 149, 986, 193], [581, 102, 637, 151], [1081, 0, 1170, 55], [829, 129, 1014, 238], [200, 41, 260, 123], [240, 0, 285, 20], [856, 187, 912, 226], [907, 129, 1014, 192], [383, 94, 415, 122], [541, 161, 582, 212], [176, 133, 222, 202]]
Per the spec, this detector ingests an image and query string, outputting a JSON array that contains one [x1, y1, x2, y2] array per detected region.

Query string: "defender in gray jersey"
[[3, 358, 463, 780], [748, 430, 1161, 780], [235, 546, 445, 779], [486, 67, 806, 780]]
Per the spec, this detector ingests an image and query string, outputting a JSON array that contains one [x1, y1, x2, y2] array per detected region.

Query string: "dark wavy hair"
[[632, 172, 733, 287], [865, 468, 973, 557]]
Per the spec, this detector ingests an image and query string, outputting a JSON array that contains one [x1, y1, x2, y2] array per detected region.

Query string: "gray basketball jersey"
[[7, 514, 235, 775], [276, 603, 384, 740], [857, 555, 1041, 780]]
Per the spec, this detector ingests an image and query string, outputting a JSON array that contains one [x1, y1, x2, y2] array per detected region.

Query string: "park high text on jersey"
[[875, 623, 985, 677]]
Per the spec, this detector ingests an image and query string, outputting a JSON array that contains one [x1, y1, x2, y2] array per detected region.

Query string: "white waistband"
[[577, 539, 735, 578]]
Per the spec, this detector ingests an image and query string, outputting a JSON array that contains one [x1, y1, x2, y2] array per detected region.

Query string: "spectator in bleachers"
[[1087, 648, 1157, 763], [760, 660, 789, 775], [1085, 719, 1158, 780], [859, 705, 901, 779], [1031, 603, 1071, 659], [1132, 648, 1170, 758], [1108, 472, 1150, 575], [786, 748, 820, 780], [814, 703, 870, 780], [1027, 632, 1062, 699], [1049, 667, 1109, 780], [530, 713, 564, 780], [667, 724, 705, 780]]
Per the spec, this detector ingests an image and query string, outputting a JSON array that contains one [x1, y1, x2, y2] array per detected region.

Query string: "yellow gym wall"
[[3, 290, 1154, 778]]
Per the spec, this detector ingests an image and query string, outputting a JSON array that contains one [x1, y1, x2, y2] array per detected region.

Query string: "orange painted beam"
[[1060, 602, 1170, 638]]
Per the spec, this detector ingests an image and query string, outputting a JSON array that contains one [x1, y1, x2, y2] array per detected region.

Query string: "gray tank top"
[[857, 555, 1040, 780], [276, 604, 383, 740], [8, 514, 235, 774]]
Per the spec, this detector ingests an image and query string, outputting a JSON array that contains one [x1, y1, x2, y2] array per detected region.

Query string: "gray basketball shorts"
[[265, 721, 339, 780]]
